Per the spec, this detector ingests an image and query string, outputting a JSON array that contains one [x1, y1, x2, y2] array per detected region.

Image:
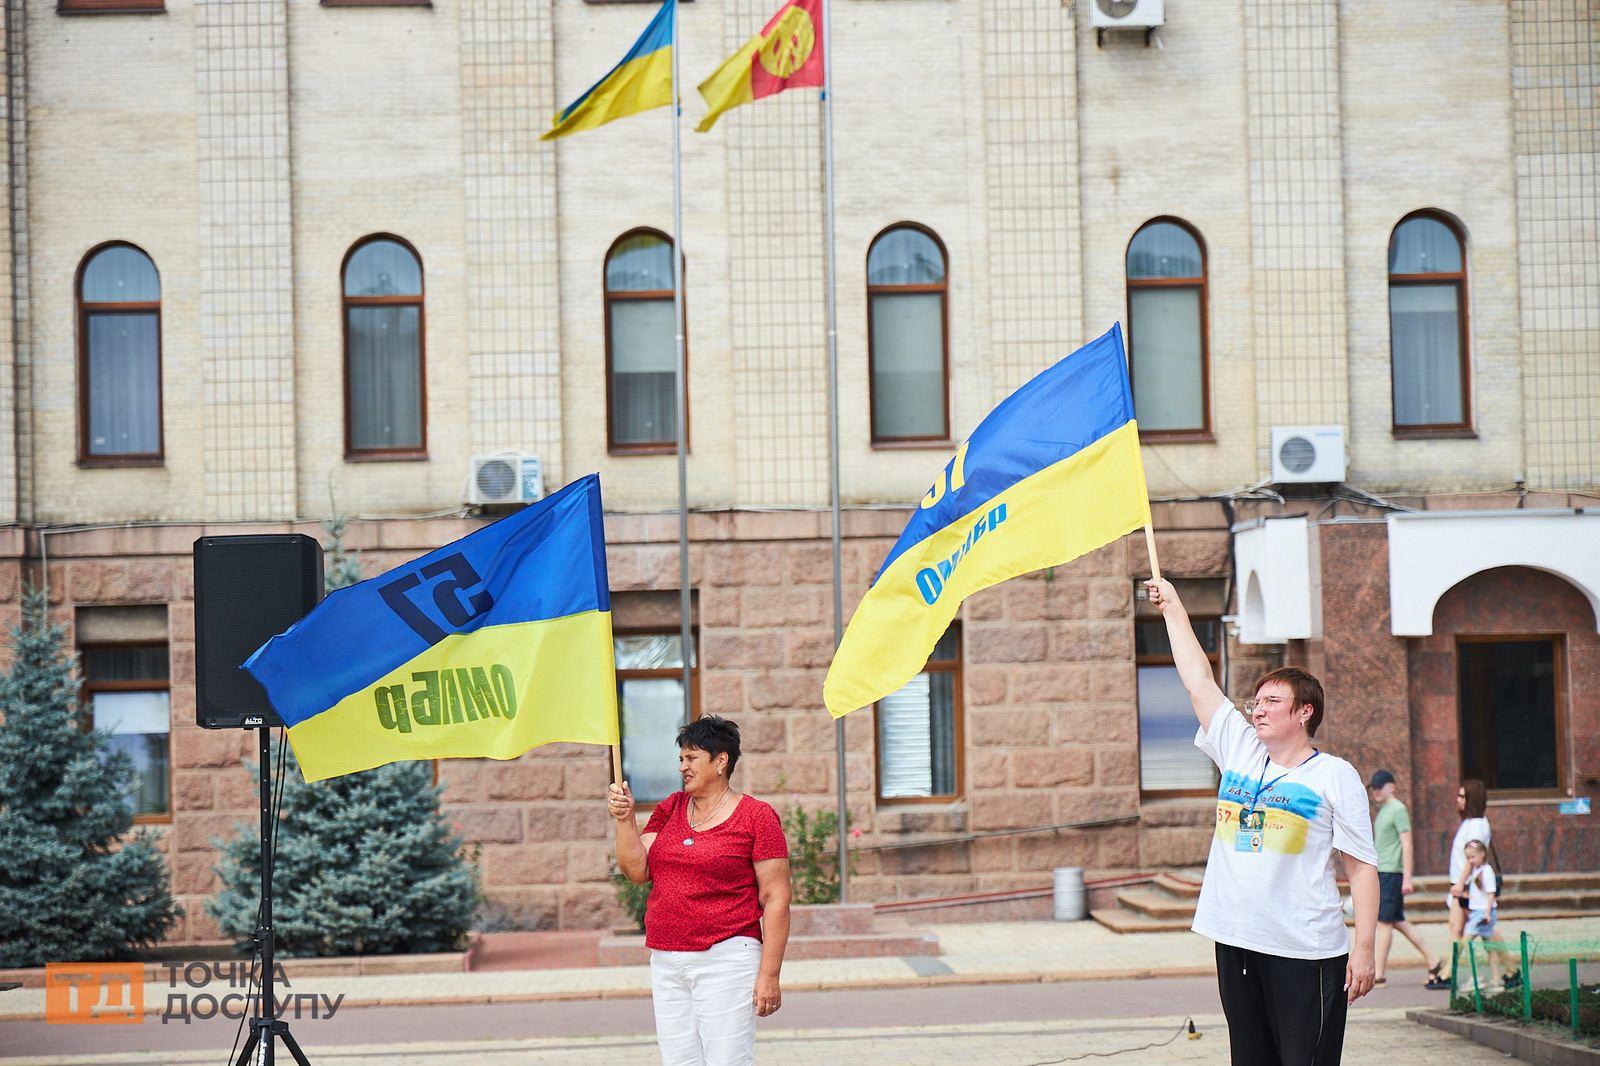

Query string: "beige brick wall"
[[1511, 0, 1599, 492], [24, 0, 201, 523], [195, 0, 297, 522], [460, 0, 565, 487], [4, 0, 1596, 519], [1078, 0, 1260, 498], [289, 0, 471, 517], [1244, 0, 1350, 451], [1341, 0, 1524, 491], [0, 1, 19, 527]]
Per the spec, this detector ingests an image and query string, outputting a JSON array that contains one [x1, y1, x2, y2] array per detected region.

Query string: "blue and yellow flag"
[[245, 475, 619, 782], [542, 0, 674, 141], [824, 324, 1152, 718]]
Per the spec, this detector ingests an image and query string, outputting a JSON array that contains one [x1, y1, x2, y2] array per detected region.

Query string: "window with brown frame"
[[1136, 616, 1221, 796], [605, 230, 686, 455], [867, 224, 950, 446], [875, 626, 961, 803], [1458, 636, 1564, 795], [77, 243, 163, 465], [58, 0, 165, 13], [81, 643, 171, 821], [1389, 211, 1472, 436], [343, 235, 426, 460], [616, 629, 698, 804], [1126, 218, 1209, 439]]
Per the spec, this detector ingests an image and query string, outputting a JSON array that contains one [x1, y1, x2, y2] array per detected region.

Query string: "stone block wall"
[[1408, 566, 1600, 875], [22, 509, 1244, 941], [1284, 518, 1599, 879]]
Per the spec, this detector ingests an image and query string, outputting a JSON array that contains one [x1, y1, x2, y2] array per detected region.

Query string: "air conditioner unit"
[[1089, 0, 1165, 31], [1270, 426, 1346, 484], [467, 454, 543, 506]]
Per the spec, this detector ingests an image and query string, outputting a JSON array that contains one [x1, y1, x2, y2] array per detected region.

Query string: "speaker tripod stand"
[[234, 726, 311, 1066]]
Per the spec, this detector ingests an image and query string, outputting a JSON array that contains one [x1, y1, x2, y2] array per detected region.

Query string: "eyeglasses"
[[1246, 695, 1291, 713]]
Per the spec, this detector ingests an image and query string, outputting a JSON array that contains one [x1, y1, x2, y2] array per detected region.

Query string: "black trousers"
[[1215, 942, 1349, 1066]]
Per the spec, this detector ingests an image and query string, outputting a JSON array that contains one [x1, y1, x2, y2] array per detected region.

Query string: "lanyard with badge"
[[1236, 751, 1319, 853]]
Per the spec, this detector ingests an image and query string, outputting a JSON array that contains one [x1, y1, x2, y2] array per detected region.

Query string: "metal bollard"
[[1053, 867, 1086, 921]]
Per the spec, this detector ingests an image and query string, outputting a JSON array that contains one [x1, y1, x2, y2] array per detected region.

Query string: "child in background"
[[1454, 840, 1506, 989]]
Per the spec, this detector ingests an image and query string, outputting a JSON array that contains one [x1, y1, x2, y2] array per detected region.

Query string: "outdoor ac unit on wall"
[[1089, 0, 1165, 31], [467, 454, 543, 506], [1270, 426, 1346, 484]]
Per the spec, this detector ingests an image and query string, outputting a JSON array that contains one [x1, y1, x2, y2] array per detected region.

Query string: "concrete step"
[[1115, 888, 1199, 921], [1366, 908, 1600, 926], [1089, 908, 1192, 934], [597, 931, 941, 966], [789, 903, 875, 937], [1385, 889, 1600, 914], [1153, 871, 1203, 899], [1408, 873, 1600, 893]]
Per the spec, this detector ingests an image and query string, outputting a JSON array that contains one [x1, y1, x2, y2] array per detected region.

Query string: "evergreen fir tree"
[[208, 520, 478, 956], [0, 591, 179, 968]]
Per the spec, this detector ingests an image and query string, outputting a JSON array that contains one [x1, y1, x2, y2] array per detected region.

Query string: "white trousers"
[[649, 935, 761, 1066]]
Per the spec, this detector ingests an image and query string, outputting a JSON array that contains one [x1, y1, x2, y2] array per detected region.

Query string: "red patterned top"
[[641, 792, 789, 952]]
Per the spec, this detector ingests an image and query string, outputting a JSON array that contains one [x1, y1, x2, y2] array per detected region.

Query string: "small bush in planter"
[[610, 863, 650, 932]]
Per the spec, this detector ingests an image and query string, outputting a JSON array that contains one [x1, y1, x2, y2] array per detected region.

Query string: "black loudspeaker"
[[194, 534, 324, 729]]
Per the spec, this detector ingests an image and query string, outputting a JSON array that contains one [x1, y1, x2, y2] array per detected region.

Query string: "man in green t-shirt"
[[1370, 770, 1447, 989]]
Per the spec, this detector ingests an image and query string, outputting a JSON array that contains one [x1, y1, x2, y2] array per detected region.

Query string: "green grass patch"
[[1450, 985, 1600, 1041]]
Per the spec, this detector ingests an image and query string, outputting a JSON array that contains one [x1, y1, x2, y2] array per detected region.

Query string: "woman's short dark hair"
[[676, 715, 741, 776], [1254, 666, 1325, 737], [1461, 778, 1487, 819]]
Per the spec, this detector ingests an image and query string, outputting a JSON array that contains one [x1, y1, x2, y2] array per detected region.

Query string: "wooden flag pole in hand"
[[611, 743, 624, 787], [1143, 522, 1162, 583]]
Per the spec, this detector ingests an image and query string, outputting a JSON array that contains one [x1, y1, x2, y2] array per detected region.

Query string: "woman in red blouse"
[[609, 715, 792, 1066]]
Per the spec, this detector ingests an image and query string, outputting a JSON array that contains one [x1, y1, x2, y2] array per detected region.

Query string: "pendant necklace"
[[683, 787, 733, 847]]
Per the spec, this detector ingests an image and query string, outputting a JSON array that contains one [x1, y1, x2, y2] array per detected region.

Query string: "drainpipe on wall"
[[1219, 498, 1237, 699]]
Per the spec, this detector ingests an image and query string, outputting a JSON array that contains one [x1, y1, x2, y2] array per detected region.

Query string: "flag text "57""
[[379, 553, 494, 645]]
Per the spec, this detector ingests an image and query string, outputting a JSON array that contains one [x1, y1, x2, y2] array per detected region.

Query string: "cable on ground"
[[1022, 1016, 1198, 1064]]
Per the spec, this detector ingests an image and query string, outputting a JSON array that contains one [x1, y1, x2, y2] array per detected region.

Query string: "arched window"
[[605, 230, 683, 453], [343, 236, 425, 457], [1126, 219, 1208, 437], [1388, 212, 1470, 434], [867, 225, 949, 444], [78, 243, 162, 463]]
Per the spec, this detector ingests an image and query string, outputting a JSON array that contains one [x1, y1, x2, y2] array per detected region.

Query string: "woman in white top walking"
[[1446, 779, 1490, 976], [1146, 578, 1379, 1066]]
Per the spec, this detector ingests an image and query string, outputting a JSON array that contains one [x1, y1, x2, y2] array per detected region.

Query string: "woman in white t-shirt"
[[1146, 579, 1379, 1066], [1446, 779, 1490, 974]]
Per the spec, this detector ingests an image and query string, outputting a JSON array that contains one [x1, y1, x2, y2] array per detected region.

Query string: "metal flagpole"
[[820, 0, 848, 902], [671, 0, 693, 730]]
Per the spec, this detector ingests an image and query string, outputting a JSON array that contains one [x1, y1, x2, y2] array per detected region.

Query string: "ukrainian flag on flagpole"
[[245, 475, 620, 782], [542, 0, 675, 141], [824, 324, 1153, 719]]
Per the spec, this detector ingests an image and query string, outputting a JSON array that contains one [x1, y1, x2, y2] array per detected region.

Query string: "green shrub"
[[0, 592, 180, 967], [610, 864, 650, 932], [1451, 985, 1600, 1039], [781, 804, 854, 905], [208, 757, 478, 957]]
